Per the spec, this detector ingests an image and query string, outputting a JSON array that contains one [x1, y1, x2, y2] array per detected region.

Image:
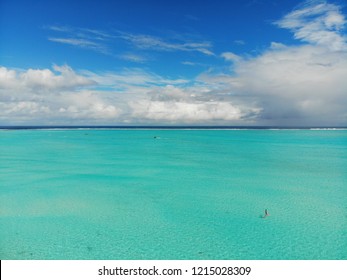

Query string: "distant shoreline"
[[1, 125, 346, 130]]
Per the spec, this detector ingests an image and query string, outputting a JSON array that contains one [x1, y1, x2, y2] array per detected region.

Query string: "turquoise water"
[[0, 129, 346, 260]]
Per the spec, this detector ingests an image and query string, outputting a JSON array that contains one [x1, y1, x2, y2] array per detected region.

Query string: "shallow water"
[[0, 129, 346, 259]]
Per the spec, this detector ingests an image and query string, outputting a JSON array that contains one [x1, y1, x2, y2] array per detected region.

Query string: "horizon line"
[[1, 125, 347, 130]]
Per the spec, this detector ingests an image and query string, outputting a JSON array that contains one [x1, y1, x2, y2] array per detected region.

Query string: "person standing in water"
[[263, 209, 269, 218]]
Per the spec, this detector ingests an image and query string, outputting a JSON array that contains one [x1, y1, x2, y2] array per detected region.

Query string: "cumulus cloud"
[[57, 90, 120, 120], [200, 0, 347, 126], [0, 66, 118, 124], [129, 84, 260, 123], [0, 64, 94, 92], [250, 1, 347, 125], [129, 100, 244, 123], [225, 45, 347, 125], [0, 65, 257, 125], [202, 49, 347, 124]]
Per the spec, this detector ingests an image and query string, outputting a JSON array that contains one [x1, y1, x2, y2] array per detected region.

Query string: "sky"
[[0, 0, 346, 126]]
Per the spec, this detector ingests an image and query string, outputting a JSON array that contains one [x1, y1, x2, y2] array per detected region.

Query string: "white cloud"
[[3, 36, 346, 126], [0, 67, 17, 89], [118, 32, 215, 56], [274, 0, 347, 51], [47, 25, 112, 55], [119, 53, 148, 63], [127, 83, 260, 123], [231, 45, 347, 125], [129, 100, 244, 123], [46, 25, 215, 58], [209, 50, 347, 126], [56, 90, 120, 120], [2, 101, 50, 115], [187, 0, 347, 126], [0, 66, 118, 124], [0, 65, 95, 92], [0, 65, 258, 125], [229, 1, 347, 125], [128, 83, 260, 123], [48, 37, 109, 54], [81, 68, 189, 92], [221, 52, 241, 63], [47, 25, 114, 41]]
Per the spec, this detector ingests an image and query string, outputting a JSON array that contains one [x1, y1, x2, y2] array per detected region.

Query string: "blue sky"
[[1, 0, 347, 125]]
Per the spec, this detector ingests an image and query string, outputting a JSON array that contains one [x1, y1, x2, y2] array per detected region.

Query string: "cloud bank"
[[214, 0, 347, 126], [216, 44, 347, 125], [0, 66, 257, 124]]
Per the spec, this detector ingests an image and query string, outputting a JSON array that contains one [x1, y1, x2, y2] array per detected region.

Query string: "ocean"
[[0, 128, 346, 259]]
